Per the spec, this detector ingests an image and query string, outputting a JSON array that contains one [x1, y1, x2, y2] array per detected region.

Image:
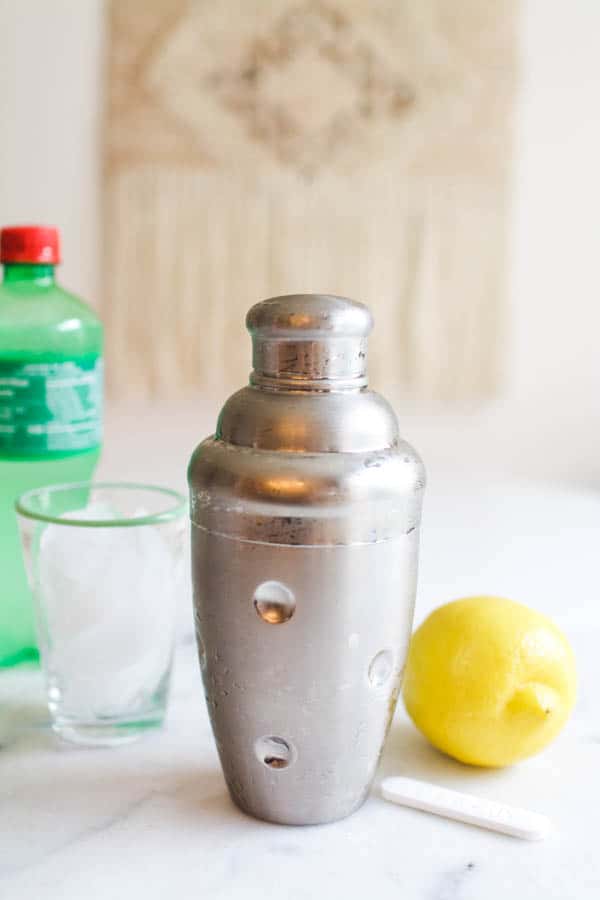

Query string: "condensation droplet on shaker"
[[253, 581, 295, 624], [368, 649, 394, 687], [197, 637, 206, 670], [255, 736, 293, 769]]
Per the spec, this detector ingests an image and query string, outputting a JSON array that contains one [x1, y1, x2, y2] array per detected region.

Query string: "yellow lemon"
[[402, 596, 577, 767]]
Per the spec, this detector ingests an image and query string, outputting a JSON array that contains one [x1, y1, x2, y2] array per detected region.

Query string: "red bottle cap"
[[0, 225, 61, 264]]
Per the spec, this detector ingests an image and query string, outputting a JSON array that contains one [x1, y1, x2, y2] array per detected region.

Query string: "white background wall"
[[466, 0, 600, 485], [0, 0, 104, 306], [0, 0, 598, 486]]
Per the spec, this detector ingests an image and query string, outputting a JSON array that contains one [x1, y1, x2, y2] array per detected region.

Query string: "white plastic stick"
[[380, 776, 550, 840]]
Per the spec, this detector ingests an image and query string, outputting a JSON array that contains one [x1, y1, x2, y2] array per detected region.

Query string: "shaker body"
[[188, 295, 425, 825]]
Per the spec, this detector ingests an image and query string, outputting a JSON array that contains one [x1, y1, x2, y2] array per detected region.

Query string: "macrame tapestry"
[[105, 0, 517, 403]]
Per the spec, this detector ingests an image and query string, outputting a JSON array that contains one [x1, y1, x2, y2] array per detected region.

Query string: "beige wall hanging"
[[105, 0, 517, 404]]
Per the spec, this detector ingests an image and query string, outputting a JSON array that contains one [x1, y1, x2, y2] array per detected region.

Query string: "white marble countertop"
[[1, 427, 599, 899]]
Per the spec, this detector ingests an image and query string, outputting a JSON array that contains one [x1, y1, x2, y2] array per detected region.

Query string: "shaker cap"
[[246, 294, 373, 340], [246, 294, 373, 391]]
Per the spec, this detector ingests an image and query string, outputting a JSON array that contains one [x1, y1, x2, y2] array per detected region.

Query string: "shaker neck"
[[250, 335, 369, 392]]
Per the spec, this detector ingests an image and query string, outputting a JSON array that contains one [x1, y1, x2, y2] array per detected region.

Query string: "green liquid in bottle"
[[0, 450, 100, 665], [0, 230, 103, 666]]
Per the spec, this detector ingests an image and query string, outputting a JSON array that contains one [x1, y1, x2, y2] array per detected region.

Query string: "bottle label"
[[0, 355, 103, 457]]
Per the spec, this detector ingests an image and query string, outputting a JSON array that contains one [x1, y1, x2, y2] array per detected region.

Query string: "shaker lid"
[[246, 294, 373, 340], [247, 293, 374, 391]]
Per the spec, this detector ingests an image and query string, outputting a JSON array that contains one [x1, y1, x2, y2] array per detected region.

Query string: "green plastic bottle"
[[0, 226, 103, 666]]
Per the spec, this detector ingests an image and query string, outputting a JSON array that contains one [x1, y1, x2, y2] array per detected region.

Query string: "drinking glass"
[[16, 482, 187, 746]]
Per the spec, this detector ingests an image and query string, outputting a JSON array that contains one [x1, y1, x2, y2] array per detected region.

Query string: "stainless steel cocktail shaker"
[[188, 294, 425, 825]]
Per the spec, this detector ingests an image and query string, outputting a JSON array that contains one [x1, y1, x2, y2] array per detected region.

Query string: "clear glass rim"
[[15, 481, 188, 528]]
